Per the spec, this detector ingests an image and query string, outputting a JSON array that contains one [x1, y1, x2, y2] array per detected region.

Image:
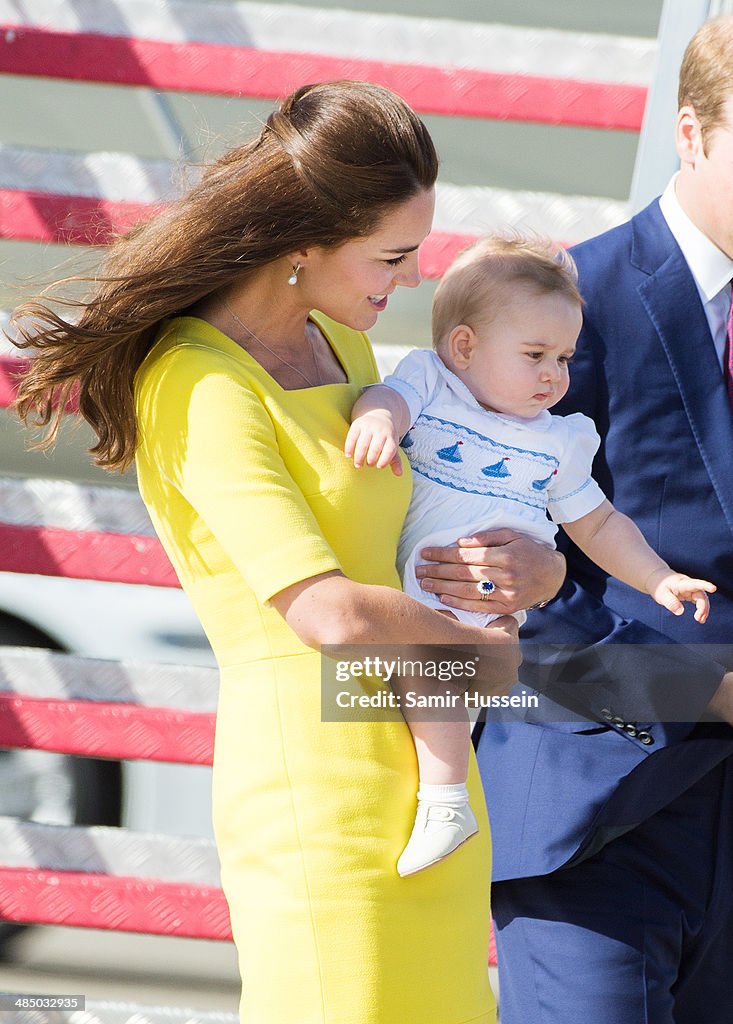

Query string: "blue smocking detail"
[[482, 458, 511, 478]]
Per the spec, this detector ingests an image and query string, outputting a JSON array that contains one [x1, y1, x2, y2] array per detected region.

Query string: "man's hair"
[[431, 234, 582, 349], [678, 15, 733, 152]]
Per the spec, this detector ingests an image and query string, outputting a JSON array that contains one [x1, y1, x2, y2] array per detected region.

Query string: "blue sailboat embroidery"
[[481, 457, 511, 478], [532, 469, 558, 491], [436, 441, 464, 463]]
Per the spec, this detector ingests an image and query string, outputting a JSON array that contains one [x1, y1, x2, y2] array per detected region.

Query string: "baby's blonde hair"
[[432, 234, 583, 349]]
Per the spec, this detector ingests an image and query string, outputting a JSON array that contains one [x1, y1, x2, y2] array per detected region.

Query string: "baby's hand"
[[344, 412, 403, 476], [645, 568, 716, 624]]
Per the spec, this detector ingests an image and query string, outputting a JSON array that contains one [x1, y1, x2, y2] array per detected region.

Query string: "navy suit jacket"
[[476, 199, 733, 881]]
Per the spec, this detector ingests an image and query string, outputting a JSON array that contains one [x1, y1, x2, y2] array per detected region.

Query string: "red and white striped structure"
[[0, 0, 645, 279], [0, 467, 226, 942], [0, 476, 170, 582], [0, 650, 226, 939], [0, 0, 653, 125], [0, 652, 226, 941], [0, 143, 627, 269], [0, 647, 216, 764]]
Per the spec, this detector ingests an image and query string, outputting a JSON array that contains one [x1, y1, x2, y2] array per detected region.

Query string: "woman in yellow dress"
[[14, 81, 562, 1023]]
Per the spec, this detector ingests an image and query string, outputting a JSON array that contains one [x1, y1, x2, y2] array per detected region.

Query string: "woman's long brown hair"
[[13, 80, 438, 472]]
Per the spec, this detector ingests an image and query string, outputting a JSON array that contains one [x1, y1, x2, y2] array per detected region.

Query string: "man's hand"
[[416, 528, 566, 615]]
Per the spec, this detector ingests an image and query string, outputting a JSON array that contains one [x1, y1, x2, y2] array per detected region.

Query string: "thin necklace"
[[224, 300, 321, 388]]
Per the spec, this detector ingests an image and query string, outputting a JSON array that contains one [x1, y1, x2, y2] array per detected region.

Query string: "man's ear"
[[675, 105, 705, 166], [447, 325, 477, 369]]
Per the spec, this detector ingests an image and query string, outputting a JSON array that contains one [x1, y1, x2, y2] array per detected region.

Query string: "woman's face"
[[298, 187, 435, 331]]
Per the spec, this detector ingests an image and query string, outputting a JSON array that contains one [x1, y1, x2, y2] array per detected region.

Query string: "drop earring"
[[287, 263, 301, 286]]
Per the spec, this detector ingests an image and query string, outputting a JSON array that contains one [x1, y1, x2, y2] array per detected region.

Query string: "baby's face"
[[455, 289, 582, 419]]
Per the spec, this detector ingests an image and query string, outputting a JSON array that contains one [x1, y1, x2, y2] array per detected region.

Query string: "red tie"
[[725, 287, 733, 410]]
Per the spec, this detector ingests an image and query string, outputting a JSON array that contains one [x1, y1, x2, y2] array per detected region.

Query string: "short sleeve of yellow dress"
[[134, 314, 495, 1024]]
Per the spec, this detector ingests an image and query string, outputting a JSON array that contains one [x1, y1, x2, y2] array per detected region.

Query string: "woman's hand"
[[468, 613, 522, 698], [416, 528, 566, 616], [390, 615, 521, 706], [487, 614, 520, 637]]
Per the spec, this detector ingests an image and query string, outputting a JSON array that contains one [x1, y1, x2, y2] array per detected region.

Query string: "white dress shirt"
[[659, 174, 733, 370]]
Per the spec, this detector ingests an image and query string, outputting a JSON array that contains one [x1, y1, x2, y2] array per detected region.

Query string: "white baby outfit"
[[384, 349, 606, 626]]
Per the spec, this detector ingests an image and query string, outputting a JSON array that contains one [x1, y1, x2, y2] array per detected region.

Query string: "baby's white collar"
[[429, 350, 554, 432]]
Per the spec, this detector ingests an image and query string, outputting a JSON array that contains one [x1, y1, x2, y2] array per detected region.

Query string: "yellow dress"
[[134, 314, 495, 1024]]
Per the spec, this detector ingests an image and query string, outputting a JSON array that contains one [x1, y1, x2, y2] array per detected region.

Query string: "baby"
[[345, 235, 716, 878]]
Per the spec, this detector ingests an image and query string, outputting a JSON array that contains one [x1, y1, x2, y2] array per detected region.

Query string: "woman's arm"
[[270, 569, 522, 692]]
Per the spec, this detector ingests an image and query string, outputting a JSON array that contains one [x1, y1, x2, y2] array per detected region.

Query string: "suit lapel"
[[633, 202, 733, 535]]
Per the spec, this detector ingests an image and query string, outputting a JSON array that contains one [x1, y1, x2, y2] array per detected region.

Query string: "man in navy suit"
[[470, 17, 733, 1024]]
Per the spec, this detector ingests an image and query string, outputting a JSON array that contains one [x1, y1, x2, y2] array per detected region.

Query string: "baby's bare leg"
[[408, 704, 471, 784], [411, 723, 471, 785], [390, 636, 470, 785], [393, 645, 478, 876]]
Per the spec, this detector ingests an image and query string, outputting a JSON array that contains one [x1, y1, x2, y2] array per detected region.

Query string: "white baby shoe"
[[397, 799, 478, 877]]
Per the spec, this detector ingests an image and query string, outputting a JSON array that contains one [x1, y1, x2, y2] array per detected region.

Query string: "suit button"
[[624, 725, 638, 737], [638, 732, 654, 745], [612, 717, 625, 727], [601, 708, 613, 720]]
